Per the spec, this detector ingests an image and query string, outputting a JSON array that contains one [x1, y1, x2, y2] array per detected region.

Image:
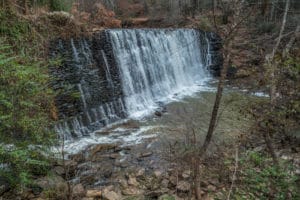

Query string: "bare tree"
[[263, 0, 290, 165], [193, 1, 252, 199]]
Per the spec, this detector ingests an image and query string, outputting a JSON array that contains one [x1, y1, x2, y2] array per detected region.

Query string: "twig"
[[227, 147, 239, 200], [274, 31, 294, 41]]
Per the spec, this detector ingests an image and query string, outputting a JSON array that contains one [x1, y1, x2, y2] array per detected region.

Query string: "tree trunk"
[[199, 40, 232, 156], [265, 0, 290, 165], [264, 131, 279, 165]]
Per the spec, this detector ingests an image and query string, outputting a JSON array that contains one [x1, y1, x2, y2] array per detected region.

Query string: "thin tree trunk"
[[264, 131, 279, 165], [265, 0, 290, 165], [269, 0, 289, 105], [200, 40, 232, 156]]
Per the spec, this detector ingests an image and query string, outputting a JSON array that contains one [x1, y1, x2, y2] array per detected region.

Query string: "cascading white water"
[[109, 29, 211, 118], [53, 29, 213, 141]]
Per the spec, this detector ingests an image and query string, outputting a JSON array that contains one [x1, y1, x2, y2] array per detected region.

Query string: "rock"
[[64, 160, 78, 176], [118, 179, 128, 188], [109, 153, 120, 159], [169, 176, 177, 187], [161, 179, 169, 188], [102, 190, 121, 200], [128, 176, 139, 187], [176, 181, 190, 192], [81, 174, 96, 185], [115, 160, 129, 168], [207, 184, 217, 192], [86, 189, 102, 198], [21, 189, 36, 199], [154, 170, 163, 178], [37, 175, 68, 199], [136, 168, 145, 177], [36, 175, 67, 191], [155, 111, 162, 117], [122, 187, 143, 195], [69, 153, 85, 163], [203, 194, 214, 200], [0, 177, 10, 196], [30, 185, 43, 195], [139, 152, 153, 158], [182, 170, 191, 179], [72, 184, 86, 197], [146, 188, 169, 198], [90, 144, 117, 156], [201, 180, 209, 187], [208, 179, 219, 186], [53, 166, 65, 176]]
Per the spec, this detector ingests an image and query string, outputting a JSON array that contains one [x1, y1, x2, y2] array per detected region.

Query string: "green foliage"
[[232, 151, 299, 200], [0, 10, 31, 42], [0, 42, 55, 188]]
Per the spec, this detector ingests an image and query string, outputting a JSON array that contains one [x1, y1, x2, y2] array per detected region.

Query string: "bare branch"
[[227, 147, 239, 200]]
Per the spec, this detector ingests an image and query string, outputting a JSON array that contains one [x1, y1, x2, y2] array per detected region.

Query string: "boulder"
[[154, 170, 163, 178], [86, 189, 102, 198], [182, 170, 191, 179], [139, 152, 153, 158], [72, 184, 86, 197], [37, 175, 68, 199], [36, 175, 67, 191], [122, 187, 144, 195], [102, 190, 121, 200]]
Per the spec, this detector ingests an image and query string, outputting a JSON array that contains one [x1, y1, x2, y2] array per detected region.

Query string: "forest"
[[0, 0, 299, 200]]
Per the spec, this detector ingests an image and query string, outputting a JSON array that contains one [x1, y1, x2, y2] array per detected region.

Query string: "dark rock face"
[[206, 32, 223, 76], [50, 29, 223, 139], [50, 32, 127, 139]]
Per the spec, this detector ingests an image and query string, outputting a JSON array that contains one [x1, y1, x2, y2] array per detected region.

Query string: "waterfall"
[[109, 29, 211, 118], [51, 29, 218, 140]]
